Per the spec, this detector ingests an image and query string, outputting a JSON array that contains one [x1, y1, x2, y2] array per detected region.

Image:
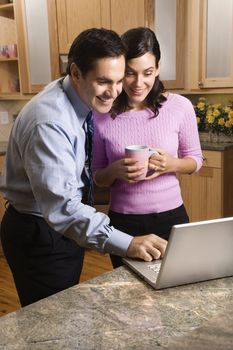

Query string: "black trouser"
[[109, 204, 189, 268], [0, 205, 85, 307]]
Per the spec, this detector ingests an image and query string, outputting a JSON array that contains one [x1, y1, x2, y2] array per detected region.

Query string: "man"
[[0, 28, 166, 307]]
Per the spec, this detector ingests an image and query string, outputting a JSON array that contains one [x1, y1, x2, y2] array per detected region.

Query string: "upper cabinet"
[[153, 0, 185, 89], [15, 0, 53, 94], [184, 0, 233, 91], [55, 0, 185, 89], [0, 0, 57, 99], [0, 1, 20, 98], [56, 0, 150, 53], [199, 0, 233, 89]]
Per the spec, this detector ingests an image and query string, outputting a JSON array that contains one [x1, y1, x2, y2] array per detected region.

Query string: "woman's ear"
[[156, 60, 161, 77]]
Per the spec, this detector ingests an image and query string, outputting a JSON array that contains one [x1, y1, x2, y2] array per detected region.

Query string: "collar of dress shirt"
[[62, 75, 91, 127]]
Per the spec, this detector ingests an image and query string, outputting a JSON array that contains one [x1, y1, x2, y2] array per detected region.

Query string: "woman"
[[92, 27, 203, 268]]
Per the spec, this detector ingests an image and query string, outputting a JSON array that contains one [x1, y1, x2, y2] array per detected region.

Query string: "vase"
[[199, 131, 233, 143], [199, 132, 212, 142]]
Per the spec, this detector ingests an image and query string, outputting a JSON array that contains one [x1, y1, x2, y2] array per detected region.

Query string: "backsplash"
[[0, 93, 233, 143], [0, 100, 27, 141]]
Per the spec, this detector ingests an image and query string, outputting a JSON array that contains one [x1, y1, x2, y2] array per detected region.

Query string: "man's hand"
[[126, 234, 167, 261]]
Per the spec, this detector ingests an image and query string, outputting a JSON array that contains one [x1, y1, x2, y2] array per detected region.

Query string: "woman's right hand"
[[108, 158, 145, 183], [94, 158, 145, 187]]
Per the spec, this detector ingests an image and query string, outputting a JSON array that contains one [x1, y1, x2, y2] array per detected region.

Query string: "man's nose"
[[108, 84, 122, 99]]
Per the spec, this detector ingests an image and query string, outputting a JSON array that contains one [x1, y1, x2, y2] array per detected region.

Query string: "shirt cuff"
[[103, 228, 133, 257]]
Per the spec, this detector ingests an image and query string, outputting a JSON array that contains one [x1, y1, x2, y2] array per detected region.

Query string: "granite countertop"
[[201, 141, 233, 151], [0, 266, 233, 350]]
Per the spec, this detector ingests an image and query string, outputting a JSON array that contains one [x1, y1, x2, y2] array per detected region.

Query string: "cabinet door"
[[199, 0, 233, 88], [0, 156, 6, 221], [108, 0, 147, 35], [14, 0, 53, 94], [56, 0, 109, 54], [153, 0, 185, 89], [179, 151, 223, 222], [0, 2, 20, 98]]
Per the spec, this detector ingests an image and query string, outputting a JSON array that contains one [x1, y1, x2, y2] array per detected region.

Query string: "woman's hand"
[[145, 148, 197, 180], [109, 158, 146, 183], [94, 158, 146, 186]]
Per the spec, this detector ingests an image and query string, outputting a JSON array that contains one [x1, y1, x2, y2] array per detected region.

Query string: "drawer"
[[202, 150, 222, 168]]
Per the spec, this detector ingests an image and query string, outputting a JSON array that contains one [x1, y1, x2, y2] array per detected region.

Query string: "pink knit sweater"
[[93, 93, 203, 214]]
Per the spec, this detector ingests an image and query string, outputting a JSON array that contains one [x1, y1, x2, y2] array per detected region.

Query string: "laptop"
[[123, 217, 233, 289]]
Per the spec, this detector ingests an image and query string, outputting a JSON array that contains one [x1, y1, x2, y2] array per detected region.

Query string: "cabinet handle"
[[203, 156, 207, 164], [198, 81, 204, 88]]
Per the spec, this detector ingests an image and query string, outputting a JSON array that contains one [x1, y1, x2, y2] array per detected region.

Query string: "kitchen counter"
[[0, 266, 233, 350], [201, 141, 233, 151]]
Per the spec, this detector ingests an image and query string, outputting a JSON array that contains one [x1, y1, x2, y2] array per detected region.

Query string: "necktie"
[[82, 111, 94, 206]]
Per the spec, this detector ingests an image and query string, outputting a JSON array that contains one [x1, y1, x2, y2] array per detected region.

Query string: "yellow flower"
[[198, 97, 206, 102], [197, 102, 205, 110], [225, 120, 231, 128], [213, 109, 220, 117], [229, 111, 233, 118], [224, 107, 231, 113], [212, 103, 221, 109], [196, 117, 200, 124], [207, 116, 215, 124], [218, 118, 225, 126]]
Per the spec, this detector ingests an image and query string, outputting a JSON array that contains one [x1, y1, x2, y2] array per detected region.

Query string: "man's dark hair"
[[67, 28, 125, 76]]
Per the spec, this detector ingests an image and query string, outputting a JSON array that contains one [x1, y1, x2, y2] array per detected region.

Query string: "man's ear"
[[70, 63, 81, 80]]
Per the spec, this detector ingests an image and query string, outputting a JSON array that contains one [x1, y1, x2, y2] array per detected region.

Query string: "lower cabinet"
[[179, 149, 233, 222], [0, 156, 6, 221]]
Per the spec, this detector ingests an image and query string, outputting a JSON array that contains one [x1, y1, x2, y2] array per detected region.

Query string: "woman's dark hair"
[[111, 27, 166, 117], [67, 28, 125, 77]]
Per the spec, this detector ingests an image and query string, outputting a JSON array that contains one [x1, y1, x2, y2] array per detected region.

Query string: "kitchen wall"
[[186, 94, 233, 106], [0, 100, 27, 141], [1, 93, 233, 143]]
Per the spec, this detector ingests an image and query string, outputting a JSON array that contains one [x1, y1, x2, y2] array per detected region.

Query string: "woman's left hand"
[[145, 148, 177, 180]]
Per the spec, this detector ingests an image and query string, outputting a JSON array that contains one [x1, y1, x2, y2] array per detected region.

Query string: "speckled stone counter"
[[0, 266, 233, 350], [201, 141, 233, 151]]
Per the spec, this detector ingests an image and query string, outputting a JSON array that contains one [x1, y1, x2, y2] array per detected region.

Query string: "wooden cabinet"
[[184, 0, 233, 90], [55, 0, 185, 89], [0, 0, 58, 99], [0, 2, 20, 98], [199, 0, 233, 89], [56, 0, 150, 53], [179, 149, 233, 222], [14, 0, 55, 94], [0, 156, 6, 222], [153, 0, 185, 89]]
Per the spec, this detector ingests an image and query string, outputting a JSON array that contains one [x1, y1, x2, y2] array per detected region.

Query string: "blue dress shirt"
[[0, 76, 132, 255]]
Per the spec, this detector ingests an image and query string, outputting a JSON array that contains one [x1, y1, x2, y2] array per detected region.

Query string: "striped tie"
[[82, 111, 94, 206]]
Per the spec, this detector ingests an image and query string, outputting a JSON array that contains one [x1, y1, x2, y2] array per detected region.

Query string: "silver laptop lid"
[[124, 217, 233, 289]]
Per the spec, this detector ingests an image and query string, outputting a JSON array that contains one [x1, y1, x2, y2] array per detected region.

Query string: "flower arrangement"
[[194, 97, 233, 136]]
